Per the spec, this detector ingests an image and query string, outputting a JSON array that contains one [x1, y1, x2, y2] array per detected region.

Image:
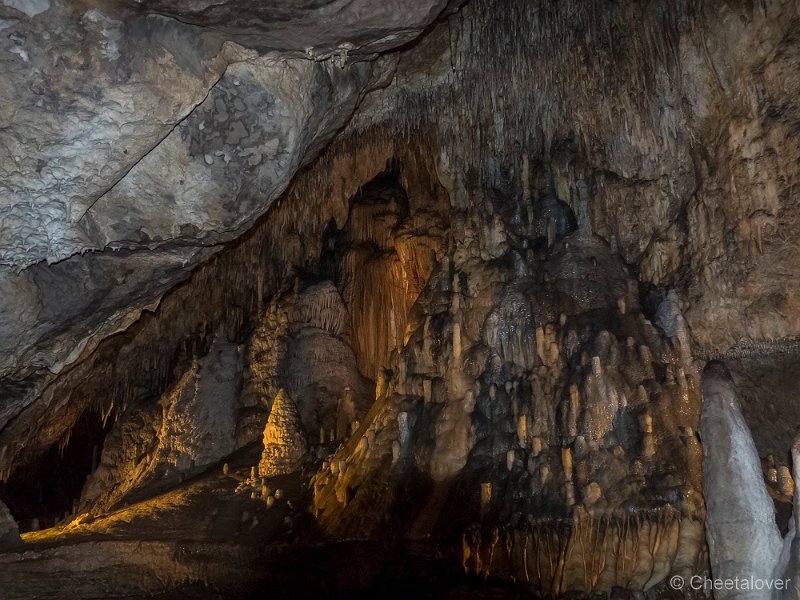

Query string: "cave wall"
[[0, 0, 458, 447], [347, 0, 800, 358]]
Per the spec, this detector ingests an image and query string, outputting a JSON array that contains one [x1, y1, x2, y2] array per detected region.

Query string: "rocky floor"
[[0, 442, 535, 599]]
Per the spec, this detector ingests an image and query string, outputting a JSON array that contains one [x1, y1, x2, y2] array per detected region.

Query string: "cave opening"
[[0, 407, 114, 533]]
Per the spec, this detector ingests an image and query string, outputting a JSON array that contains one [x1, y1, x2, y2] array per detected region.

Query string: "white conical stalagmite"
[[700, 361, 782, 599], [258, 389, 308, 478]]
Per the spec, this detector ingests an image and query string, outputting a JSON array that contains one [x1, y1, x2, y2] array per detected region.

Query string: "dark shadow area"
[[0, 407, 114, 532]]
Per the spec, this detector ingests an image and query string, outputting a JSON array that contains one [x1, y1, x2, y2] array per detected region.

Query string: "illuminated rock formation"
[[312, 225, 705, 593], [258, 389, 308, 478], [78, 332, 241, 513], [243, 281, 373, 446]]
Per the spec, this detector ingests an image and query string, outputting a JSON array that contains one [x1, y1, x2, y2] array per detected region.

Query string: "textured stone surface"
[[243, 281, 373, 446], [352, 0, 800, 358], [313, 227, 705, 593], [0, 0, 451, 416], [0, 498, 20, 549], [78, 332, 241, 513], [124, 0, 459, 57], [258, 389, 307, 477], [700, 361, 782, 599]]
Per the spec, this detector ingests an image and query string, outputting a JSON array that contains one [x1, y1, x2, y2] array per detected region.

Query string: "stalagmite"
[[430, 390, 476, 480], [583, 482, 602, 507], [700, 361, 782, 599], [540, 463, 551, 484], [392, 440, 401, 464], [665, 364, 676, 386], [507, 449, 516, 471], [565, 482, 575, 506], [639, 346, 653, 374], [591, 356, 602, 377], [398, 412, 410, 448], [768, 467, 779, 484], [517, 415, 528, 447], [640, 413, 655, 458], [535, 326, 546, 363], [567, 384, 580, 438], [336, 388, 356, 441], [562, 447, 573, 481], [774, 437, 800, 598], [376, 370, 389, 401], [258, 389, 309, 478], [481, 483, 492, 517], [778, 466, 794, 498], [0, 499, 20, 550]]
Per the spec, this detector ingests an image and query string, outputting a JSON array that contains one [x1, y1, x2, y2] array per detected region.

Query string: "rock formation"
[[0, 499, 20, 550], [0, 0, 799, 598], [258, 389, 308, 478], [701, 361, 800, 600], [701, 361, 783, 599]]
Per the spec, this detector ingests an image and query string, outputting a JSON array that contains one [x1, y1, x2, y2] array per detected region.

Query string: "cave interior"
[[1, 0, 800, 598]]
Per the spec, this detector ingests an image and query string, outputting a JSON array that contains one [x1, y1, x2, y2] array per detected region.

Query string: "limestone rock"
[[242, 281, 373, 446], [700, 361, 782, 599], [128, 0, 457, 57], [0, 0, 451, 448], [78, 333, 241, 513], [0, 499, 20, 550], [259, 389, 308, 477]]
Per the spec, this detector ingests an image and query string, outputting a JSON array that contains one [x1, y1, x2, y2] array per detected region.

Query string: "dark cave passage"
[[0, 408, 114, 532]]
